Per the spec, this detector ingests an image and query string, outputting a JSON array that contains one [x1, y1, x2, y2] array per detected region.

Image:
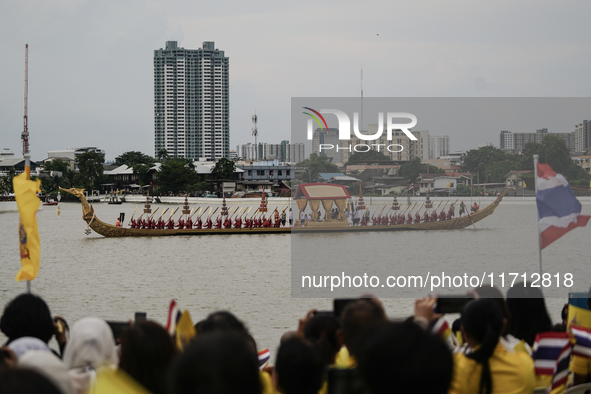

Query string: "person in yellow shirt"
[[449, 299, 535, 394]]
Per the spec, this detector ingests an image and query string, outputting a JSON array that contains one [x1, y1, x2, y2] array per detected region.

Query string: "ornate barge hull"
[[60, 187, 510, 238]]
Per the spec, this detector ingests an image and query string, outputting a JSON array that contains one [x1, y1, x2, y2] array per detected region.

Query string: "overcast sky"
[[1, 0, 591, 162]]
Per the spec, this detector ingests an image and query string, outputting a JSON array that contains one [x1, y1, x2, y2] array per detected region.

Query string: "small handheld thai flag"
[[258, 349, 270, 369], [571, 325, 591, 358], [166, 299, 182, 336], [536, 163, 590, 249], [532, 332, 571, 375], [532, 331, 571, 391], [431, 317, 458, 348]]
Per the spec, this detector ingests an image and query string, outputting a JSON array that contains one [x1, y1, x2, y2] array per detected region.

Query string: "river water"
[[0, 196, 589, 357]]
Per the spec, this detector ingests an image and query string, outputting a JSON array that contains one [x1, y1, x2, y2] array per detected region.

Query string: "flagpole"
[[22, 44, 31, 294], [534, 154, 542, 275]]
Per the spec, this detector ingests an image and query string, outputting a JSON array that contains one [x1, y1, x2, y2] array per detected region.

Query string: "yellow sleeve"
[[259, 370, 278, 394], [571, 354, 591, 376]]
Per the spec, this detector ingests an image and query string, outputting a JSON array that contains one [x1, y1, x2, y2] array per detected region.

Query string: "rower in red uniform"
[[215, 218, 222, 229], [471, 203, 479, 213], [446, 211, 452, 220], [422, 211, 429, 223], [414, 212, 421, 223], [195, 217, 203, 229], [167, 218, 175, 229], [438, 210, 446, 221], [406, 213, 413, 224], [223, 217, 232, 229], [430, 211, 438, 222], [177, 218, 185, 229], [234, 217, 242, 229], [186, 217, 193, 229], [205, 218, 213, 229]]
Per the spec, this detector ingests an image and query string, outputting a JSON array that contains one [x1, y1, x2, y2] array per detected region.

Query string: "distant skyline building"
[[154, 41, 229, 161], [429, 135, 450, 159], [575, 120, 591, 152], [236, 141, 305, 163], [500, 129, 575, 152], [312, 128, 342, 164]]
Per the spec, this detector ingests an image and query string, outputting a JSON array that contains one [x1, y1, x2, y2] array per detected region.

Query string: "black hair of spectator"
[[0, 293, 55, 344], [275, 337, 323, 394], [303, 314, 341, 366], [199, 311, 257, 354], [561, 304, 569, 324], [357, 320, 453, 394], [474, 285, 511, 336], [341, 299, 387, 359], [169, 331, 261, 394], [0, 368, 62, 394], [462, 299, 504, 394], [506, 283, 552, 346], [119, 321, 177, 394], [201, 311, 248, 334]]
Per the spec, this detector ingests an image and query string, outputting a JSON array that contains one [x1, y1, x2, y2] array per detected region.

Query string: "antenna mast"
[[252, 109, 258, 161], [360, 66, 363, 134], [22, 44, 29, 159]]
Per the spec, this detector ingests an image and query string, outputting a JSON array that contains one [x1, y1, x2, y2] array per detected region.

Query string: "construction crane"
[[22, 44, 29, 161]]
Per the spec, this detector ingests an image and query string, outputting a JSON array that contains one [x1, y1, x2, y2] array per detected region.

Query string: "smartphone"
[[135, 312, 147, 323], [327, 368, 367, 394], [106, 321, 131, 340], [333, 299, 357, 319], [313, 311, 333, 317], [435, 295, 474, 314]]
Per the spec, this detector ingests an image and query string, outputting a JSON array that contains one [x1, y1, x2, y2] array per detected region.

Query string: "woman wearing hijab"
[[63, 317, 118, 394]]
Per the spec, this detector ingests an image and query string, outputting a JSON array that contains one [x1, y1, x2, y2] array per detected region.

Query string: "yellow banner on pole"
[[13, 173, 41, 281]]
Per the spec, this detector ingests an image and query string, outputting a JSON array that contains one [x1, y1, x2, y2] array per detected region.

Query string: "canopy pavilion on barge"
[[292, 183, 351, 222]]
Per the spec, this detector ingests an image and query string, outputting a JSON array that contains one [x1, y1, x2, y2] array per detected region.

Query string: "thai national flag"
[[532, 332, 570, 375], [408, 183, 414, 190], [536, 163, 590, 249], [571, 325, 591, 358], [165, 299, 182, 336], [258, 348, 271, 369]]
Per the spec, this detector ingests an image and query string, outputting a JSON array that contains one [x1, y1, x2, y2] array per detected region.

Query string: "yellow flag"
[[567, 305, 591, 330], [94, 368, 149, 394], [446, 182, 450, 188], [175, 309, 196, 350], [13, 173, 41, 282], [523, 180, 527, 188], [589, 180, 591, 188]]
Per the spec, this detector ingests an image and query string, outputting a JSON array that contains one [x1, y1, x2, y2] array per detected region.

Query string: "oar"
[[190, 207, 201, 220], [169, 207, 179, 219], [129, 205, 138, 221], [207, 207, 219, 220], [230, 207, 242, 220], [197, 206, 210, 220], [148, 207, 160, 221], [413, 202, 424, 216], [158, 208, 169, 219], [248, 208, 260, 219], [128, 205, 138, 225]]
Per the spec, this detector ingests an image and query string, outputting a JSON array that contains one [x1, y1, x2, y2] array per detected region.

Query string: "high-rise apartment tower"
[[154, 41, 229, 161]]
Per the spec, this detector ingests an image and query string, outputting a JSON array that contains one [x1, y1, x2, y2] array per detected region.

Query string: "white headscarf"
[[8, 336, 51, 359], [19, 350, 76, 394], [63, 317, 118, 394]]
